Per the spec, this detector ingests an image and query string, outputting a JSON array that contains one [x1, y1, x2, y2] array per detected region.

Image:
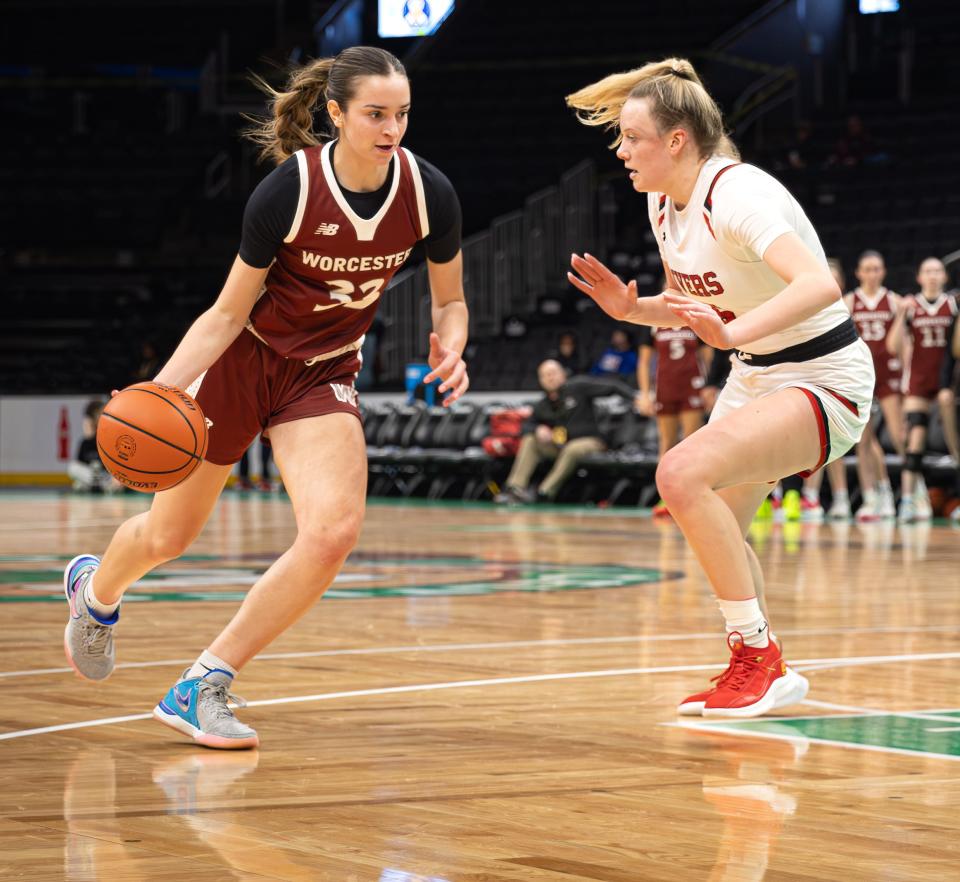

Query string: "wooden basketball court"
[[2, 490, 958, 881]]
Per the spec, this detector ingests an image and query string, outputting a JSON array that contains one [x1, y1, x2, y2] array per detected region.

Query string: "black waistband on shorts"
[[735, 318, 859, 367]]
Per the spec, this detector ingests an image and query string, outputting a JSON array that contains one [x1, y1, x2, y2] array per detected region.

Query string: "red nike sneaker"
[[652, 500, 671, 519], [703, 632, 808, 718], [677, 654, 737, 715]]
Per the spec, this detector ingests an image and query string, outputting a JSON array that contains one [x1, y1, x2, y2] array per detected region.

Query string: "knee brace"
[[906, 411, 929, 431], [904, 451, 925, 473]]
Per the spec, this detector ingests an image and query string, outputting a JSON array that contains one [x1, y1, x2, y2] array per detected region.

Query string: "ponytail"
[[566, 57, 738, 159], [244, 46, 406, 166]]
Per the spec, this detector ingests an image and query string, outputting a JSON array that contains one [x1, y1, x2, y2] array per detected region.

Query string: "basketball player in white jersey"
[[61, 47, 469, 748], [566, 58, 873, 717]]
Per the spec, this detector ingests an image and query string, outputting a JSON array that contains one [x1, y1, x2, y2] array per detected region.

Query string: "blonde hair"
[[565, 57, 739, 159], [244, 46, 406, 165]]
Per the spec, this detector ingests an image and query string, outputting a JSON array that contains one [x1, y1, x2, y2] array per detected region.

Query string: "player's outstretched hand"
[[663, 292, 735, 349], [568, 253, 638, 321], [424, 332, 470, 406]]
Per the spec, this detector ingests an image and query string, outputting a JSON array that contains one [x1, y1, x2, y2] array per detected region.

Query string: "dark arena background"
[[2, 2, 960, 880]]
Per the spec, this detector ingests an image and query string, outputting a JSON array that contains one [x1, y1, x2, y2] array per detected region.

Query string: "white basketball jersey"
[[647, 155, 850, 355]]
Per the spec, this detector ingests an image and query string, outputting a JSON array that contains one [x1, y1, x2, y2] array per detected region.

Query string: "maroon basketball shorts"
[[872, 354, 902, 399], [655, 372, 704, 416], [906, 374, 940, 400], [187, 329, 362, 465]]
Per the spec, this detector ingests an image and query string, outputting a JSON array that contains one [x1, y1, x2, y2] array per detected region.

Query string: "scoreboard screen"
[[378, 0, 455, 37]]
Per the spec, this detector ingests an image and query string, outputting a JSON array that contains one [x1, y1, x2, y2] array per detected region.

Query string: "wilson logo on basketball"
[[155, 383, 198, 411], [115, 435, 137, 461], [314, 223, 339, 236]]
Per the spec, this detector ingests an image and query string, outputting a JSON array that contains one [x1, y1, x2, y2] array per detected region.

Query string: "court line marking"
[[667, 719, 960, 763], [4, 650, 960, 743], [1, 626, 957, 679], [800, 697, 960, 724], [0, 664, 718, 742]]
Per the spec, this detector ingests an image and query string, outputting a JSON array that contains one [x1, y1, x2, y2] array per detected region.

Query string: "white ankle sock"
[[802, 487, 819, 504], [83, 575, 120, 618], [186, 649, 238, 681], [833, 489, 849, 501], [717, 597, 770, 648]]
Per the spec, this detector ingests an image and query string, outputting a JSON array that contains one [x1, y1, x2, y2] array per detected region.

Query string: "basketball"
[[96, 382, 208, 492]]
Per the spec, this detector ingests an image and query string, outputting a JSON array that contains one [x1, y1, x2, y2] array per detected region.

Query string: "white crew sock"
[[717, 597, 770, 648], [833, 488, 849, 501], [83, 575, 120, 618], [186, 649, 238, 681], [802, 487, 819, 504]]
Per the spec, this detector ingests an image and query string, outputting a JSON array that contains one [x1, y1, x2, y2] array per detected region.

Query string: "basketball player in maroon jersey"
[[845, 250, 903, 520], [637, 324, 711, 517], [938, 311, 960, 522], [61, 47, 469, 748], [887, 257, 957, 521]]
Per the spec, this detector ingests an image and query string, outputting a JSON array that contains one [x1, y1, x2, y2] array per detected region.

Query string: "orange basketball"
[[96, 382, 208, 493]]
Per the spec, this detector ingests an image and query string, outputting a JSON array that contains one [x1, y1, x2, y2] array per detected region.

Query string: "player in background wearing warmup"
[[566, 58, 873, 717], [887, 257, 957, 522], [61, 47, 469, 748], [844, 250, 903, 520], [636, 317, 712, 518]]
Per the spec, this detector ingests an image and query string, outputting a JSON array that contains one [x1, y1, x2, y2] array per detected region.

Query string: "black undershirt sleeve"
[[238, 149, 461, 268], [636, 326, 654, 348], [238, 156, 299, 268], [416, 156, 462, 264]]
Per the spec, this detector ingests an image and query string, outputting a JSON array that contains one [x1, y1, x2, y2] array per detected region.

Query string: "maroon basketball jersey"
[[905, 293, 957, 397], [653, 327, 702, 391], [850, 287, 901, 395], [850, 288, 897, 361], [248, 142, 430, 363]]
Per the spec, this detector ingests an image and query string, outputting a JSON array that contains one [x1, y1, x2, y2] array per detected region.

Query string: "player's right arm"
[[636, 331, 655, 416], [154, 257, 269, 390], [567, 253, 685, 327], [886, 297, 910, 356], [156, 159, 296, 390]]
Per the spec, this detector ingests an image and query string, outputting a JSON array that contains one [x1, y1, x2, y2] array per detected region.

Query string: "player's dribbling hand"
[[568, 253, 638, 321], [424, 332, 470, 406], [663, 292, 735, 349]]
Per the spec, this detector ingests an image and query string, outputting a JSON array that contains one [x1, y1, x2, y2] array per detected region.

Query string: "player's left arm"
[[425, 251, 470, 405], [665, 233, 839, 349]]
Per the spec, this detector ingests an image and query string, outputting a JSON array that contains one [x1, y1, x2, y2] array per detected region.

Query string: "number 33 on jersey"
[[248, 140, 431, 364]]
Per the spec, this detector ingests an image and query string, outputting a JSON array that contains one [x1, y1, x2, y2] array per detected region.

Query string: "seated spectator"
[[68, 400, 124, 493], [494, 359, 638, 504], [553, 330, 585, 376], [132, 340, 160, 384], [784, 120, 818, 170], [830, 115, 887, 167], [589, 328, 637, 377]]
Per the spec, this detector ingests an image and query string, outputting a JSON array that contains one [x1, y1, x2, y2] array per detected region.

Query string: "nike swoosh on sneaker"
[[67, 578, 84, 619], [174, 686, 192, 713]]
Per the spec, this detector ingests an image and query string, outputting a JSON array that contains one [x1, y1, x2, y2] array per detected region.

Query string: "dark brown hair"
[[244, 46, 406, 165]]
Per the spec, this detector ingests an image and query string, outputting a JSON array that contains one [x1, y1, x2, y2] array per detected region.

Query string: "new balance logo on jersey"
[[314, 223, 339, 236], [330, 383, 359, 408]]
